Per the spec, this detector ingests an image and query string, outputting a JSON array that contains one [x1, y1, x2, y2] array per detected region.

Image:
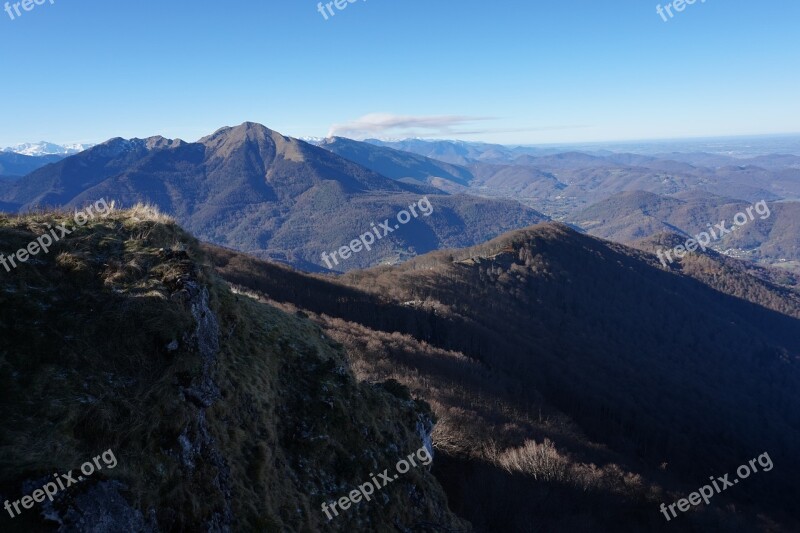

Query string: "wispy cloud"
[[327, 113, 495, 139], [327, 113, 590, 140]]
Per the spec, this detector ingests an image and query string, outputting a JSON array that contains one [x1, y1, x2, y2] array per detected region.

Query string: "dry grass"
[[123, 203, 174, 224]]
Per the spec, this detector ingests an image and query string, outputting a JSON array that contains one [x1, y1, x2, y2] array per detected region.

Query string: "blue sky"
[[0, 0, 798, 146]]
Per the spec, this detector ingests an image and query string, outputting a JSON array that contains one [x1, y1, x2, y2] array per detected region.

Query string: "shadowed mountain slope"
[[318, 137, 474, 191], [0, 152, 63, 180], [205, 222, 800, 532]]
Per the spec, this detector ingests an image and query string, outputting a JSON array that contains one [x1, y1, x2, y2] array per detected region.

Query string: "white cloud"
[[327, 113, 494, 139], [327, 113, 591, 141]]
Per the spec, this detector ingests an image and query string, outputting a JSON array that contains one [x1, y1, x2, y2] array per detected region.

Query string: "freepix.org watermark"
[[321, 446, 433, 521], [320, 196, 433, 270], [656, 0, 706, 22], [4, 449, 118, 519], [4, 0, 56, 21], [656, 200, 770, 267], [0, 198, 114, 274], [316, 0, 367, 21], [659, 451, 773, 521]]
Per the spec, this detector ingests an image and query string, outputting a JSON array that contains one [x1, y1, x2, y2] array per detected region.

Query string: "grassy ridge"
[[0, 206, 467, 532]]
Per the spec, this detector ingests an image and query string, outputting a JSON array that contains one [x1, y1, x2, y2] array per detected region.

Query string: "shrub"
[[497, 439, 569, 482]]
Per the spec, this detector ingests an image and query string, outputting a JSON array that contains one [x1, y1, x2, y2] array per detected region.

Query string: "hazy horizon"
[[7, 129, 800, 159], [1, 1, 798, 147]]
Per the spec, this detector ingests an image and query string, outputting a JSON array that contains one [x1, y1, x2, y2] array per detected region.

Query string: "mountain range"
[[367, 138, 800, 209], [0, 123, 546, 271], [2, 141, 94, 157], [573, 190, 800, 274], [0, 142, 94, 182], [0, 152, 63, 181], [4, 126, 800, 278], [315, 136, 800, 274]]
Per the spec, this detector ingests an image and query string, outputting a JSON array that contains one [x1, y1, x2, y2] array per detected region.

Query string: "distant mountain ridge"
[[365, 138, 532, 165], [319, 136, 474, 191], [2, 141, 94, 157], [1, 122, 547, 271], [572, 190, 800, 272], [0, 151, 64, 180], [365, 138, 800, 219]]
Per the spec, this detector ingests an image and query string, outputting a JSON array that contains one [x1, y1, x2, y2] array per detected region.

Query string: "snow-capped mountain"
[[2, 141, 95, 157]]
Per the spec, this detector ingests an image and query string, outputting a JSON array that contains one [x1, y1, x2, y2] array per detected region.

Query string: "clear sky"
[[1, 0, 798, 146]]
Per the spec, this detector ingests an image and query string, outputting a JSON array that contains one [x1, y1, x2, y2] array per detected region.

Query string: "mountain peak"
[[198, 122, 308, 164], [200, 122, 274, 143], [85, 136, 184, 159]]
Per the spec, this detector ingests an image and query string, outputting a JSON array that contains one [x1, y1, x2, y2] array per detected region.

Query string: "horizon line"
[[4, 127, 800, 152]]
